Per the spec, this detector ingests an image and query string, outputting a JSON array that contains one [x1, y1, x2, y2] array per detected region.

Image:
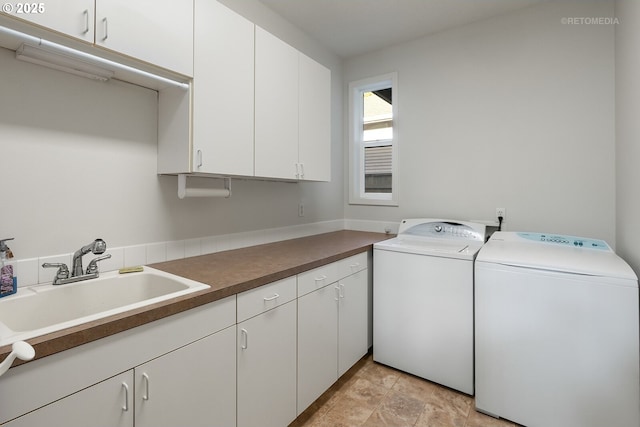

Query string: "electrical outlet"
[[496, 207, 506, 220], [298, 203, 305, 217]]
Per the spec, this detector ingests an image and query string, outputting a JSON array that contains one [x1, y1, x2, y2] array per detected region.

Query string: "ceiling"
[[258, 0, 549, 58]]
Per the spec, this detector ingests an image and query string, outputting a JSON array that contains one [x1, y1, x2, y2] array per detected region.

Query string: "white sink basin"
[[0, 267, 209, 346]]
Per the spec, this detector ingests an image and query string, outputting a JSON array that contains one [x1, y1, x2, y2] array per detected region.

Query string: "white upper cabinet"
[[4, 0, 95, 43], [192, 0, 254, 176], [157, 2, 330, 181], [254, 26, 299, 180], [2, 0, 193, 76], [255, 26, 331, 182], [299, 52, 331, 182], [95, 0, 193, 76]]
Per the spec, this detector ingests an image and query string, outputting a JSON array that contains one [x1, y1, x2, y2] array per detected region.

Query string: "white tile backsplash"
[[201, 236, 218, 255], [146, 242, 167, 264], [14, 219, 361, 290], [124, 245, 146, 267], [166, 240, 185, 261], [16, 258, 38, 287], [184, 238, 202, 258]]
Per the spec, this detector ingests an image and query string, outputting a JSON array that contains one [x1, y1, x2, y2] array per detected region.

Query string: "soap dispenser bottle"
[[0, 237, 16, 298]]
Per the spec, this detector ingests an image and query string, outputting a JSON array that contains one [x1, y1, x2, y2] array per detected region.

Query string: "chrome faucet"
[[43, 238, 111, 285], [72, 238, 107, 277]]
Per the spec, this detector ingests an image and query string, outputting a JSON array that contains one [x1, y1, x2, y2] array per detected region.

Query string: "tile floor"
[[290, 354, 519, 427]]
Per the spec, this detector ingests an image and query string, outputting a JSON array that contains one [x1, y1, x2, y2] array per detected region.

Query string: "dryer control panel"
[[516, 232, 610, 250], [399, 219, 486, 242]]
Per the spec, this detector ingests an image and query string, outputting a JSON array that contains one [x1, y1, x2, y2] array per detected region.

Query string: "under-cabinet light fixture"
[[16, 43, 115, 82], [0, 25, 189, 90]]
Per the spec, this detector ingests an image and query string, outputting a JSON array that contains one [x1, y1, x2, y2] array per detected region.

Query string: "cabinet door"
[[254, 26, 299, 180], [135, 326, 236, 427], [192, 0, 254, 176], [338, 269, 369, 376], [298, 53, 331, 182], [237, 300, 297, 427], [95, 0, 193, 76], [4, 371, 133, 427], [297, 283, 339, 415]]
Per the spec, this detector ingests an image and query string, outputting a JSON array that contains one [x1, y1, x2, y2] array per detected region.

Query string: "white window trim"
[[348, 72, 398, 206]]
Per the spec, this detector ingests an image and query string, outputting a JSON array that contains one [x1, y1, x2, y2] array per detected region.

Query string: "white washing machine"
[[373, 218, 486, 395], [475, 232, 640, 427]]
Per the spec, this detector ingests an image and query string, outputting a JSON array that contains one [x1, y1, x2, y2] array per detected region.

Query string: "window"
[[348, 73, 398, 206]]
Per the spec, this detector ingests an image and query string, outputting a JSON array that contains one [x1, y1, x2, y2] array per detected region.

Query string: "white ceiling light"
[[16, 43, 115, 82]]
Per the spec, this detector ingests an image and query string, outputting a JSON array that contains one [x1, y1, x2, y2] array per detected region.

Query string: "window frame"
[[348, 72, 398, 206]]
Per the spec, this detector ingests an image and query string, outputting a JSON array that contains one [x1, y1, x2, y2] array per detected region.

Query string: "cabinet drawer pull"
[[102, 17, 108, 41], [241, 328, 248, 349], [142, 373, 150, 401], [350, 263, 360, 269], [82, 9, 90, 34], [314, 275, 327, 282], [263, 293, 279, 302], [300, 163, 305, 178], [339, 283, 345, 298], [121, 382, 129, 412], [334, 285, 340, 301]]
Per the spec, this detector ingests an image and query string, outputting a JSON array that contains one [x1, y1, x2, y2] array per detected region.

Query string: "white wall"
[[343, 1, 616, 244], [615, 0, 640, 273], [0, 1, 343, 260]]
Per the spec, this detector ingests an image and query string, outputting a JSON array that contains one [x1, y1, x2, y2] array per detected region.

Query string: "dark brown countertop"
[[1, 230, 392, 366]]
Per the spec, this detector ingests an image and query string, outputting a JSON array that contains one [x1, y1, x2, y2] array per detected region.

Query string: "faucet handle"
[[42, 263, 70, 285], [86, 254, 112, 275]]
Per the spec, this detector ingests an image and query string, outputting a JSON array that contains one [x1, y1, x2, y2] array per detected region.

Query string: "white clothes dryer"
[[373, 219, 486, 395], [475, 232, 639, 427]]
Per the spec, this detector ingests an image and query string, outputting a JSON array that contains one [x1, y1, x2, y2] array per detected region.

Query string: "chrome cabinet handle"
[[142, 373, 150, 400], [82, 9, 90, 34], [339, 283, 345, 298], [197, 149, 203, 168], [102, 17, 108, 41], [350, 262, 360, 269], [263, 293, 279, 302], [334, 285, 340, 301], [315, 275, 327, 283], [300, 163, 305, 179], [241, 328, 248, 349], [121, 383, 129, 411]]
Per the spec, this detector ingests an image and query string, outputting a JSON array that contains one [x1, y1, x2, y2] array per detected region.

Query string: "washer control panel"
[[400, 220, 485, 242], [517, 232, 610, 250]]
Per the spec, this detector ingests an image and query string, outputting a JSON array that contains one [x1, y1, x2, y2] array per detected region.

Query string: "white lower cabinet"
[[338, 268, 369, 377], [134, 326, 236, 427], [4, 327, 236, 427], [297, 282, 339, 414], [237, 300, 297, 427], [297, 252, 370, 415], [4, 371, 134, 427]]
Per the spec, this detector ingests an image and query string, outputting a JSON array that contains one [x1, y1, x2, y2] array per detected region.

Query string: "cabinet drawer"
[[237, 276, 297, 322], [336, 252, 368, 279], [297, 262, 339, 297]]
